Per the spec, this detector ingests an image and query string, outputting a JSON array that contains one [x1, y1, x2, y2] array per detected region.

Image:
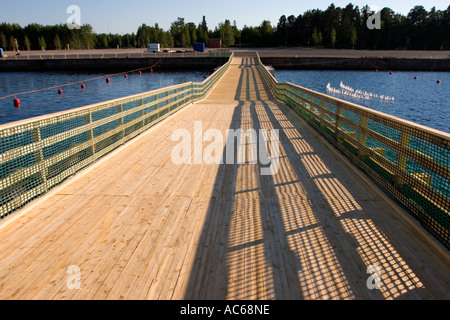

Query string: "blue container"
[[193, 43, 205, 53]]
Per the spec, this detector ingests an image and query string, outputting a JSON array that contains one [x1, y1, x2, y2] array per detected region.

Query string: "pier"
[[0, 52, 449, 300]]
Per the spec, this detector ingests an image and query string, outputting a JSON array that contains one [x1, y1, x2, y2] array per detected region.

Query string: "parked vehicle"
[[147, 43, 161, 53]]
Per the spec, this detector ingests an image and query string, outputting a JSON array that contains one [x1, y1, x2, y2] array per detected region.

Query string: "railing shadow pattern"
[[183, 54, 445, 300], [256, 53, 449, 250]]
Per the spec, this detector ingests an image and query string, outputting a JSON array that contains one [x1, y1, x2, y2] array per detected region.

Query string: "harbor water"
[[0, 69, 449, 134]]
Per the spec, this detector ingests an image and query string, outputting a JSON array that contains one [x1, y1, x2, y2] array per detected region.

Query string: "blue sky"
[[1, 0, 449, 34]]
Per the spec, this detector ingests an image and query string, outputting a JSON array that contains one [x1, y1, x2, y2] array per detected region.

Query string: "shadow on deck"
[[184, 56, 448, 300]]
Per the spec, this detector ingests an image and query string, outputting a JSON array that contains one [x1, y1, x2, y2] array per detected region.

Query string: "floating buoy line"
[[2, 59, 163, 108], [326, 81, 395, 102]]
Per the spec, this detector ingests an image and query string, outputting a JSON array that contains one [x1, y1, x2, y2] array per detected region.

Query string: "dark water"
[[1, 69, 449, 134], [0, 70, 211, 125], [275, 70, 450, 134]]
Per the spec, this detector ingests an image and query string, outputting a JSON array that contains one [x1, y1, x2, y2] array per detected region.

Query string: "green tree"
[[54, 34, 61, 50], [24, 35, 31, 50], [170, 17, 186, 47], [137, 24, 151, 47], [425, 7, 444, 49], [88, 32, 96, 49], [312, 27, 319, 46], [201, 16, 208, 34], [286, 15, 297, 45], [407, 5, 429, 49], [442, 5, 450, 49], [276, 15, 287, 46], [331, 28, 336, 48], [323, 4, 341, 47], [197, 24, 208, 43], [9, 36, 15, 50], [197, 16, 208, 44], [350, 27, 357, 49], [0, 5, 448, 51], [232, 20, 241, 46], [341, 4, 361, 48], [80, 24, 95, 49], [101, 34, 109, 48], [259, 20, 273, 46], [38, 36, 46, 50], [161, 31, 174, 48], [187, 22, 197, 45], [180, 25, 190, 47], [0, 32, 7, 48], [241, 25, 260, 46], [219, 19, 235, 47]]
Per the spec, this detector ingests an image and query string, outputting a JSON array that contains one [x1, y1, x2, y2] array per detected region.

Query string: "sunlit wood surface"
[[0, 55, 448, 300]]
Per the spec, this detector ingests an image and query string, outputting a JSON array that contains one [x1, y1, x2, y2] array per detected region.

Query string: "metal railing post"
[[398, 131, 410, 172], [31, 126, 48, 192], [85, 113, 96, 161]]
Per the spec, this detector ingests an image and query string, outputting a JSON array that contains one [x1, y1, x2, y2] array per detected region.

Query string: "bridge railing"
[[256, 53, 450, 249], [1, 51, 232, 60], [0, 53, 234, 219]]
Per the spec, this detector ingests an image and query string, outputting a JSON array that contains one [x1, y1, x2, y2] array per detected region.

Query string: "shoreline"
[[1, 48, 450, 71]]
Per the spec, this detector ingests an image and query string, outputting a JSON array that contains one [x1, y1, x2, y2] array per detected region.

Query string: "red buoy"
[[375, 69, 378, 72], [150, 69, 153, 73], [13, 98, 20, 108], [124, 74, 128, 78], [58, 89, 63, 95], [138, 71, 142, 75], [81, 84, 86, 89], [437, 80, 441, 84], [414, 76, 417, 80], [106, 78, 111, 83], [389, 71, 393, 75]]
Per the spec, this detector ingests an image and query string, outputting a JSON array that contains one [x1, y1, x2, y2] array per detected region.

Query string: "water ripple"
[[276, 70, 450, 133], [0, 70, 211, 125]]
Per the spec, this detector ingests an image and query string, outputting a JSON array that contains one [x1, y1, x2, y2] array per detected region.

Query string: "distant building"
[[207, 38, 222, 49]]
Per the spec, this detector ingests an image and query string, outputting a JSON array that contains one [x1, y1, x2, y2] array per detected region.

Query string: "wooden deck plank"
[[31, 195, 134, 300], [182, 198, 220, 300], [101, 196, 182, 300], [60, 195, 152, 300], [0, 194, 109, 298], [0, 53, 449, 300], [132, 197, 193, 300]]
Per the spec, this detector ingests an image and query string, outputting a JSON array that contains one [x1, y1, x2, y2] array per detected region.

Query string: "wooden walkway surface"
[[0, 54, 448, 300]]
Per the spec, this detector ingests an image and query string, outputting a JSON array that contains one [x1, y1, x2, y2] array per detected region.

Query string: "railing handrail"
[[0, 82, 193, 130], [0, 52, 234, 219], [1, 52, 234, 131], [256, 52, 449, 249], [256, 52, 450, 140], [0, 51, 232, 61], [284, 81, 450, 141]]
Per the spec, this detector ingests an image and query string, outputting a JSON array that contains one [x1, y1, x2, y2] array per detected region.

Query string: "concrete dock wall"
[[0, 57, 229, 72], [1, 55, 449, 72], [260, 56, 450, 71]]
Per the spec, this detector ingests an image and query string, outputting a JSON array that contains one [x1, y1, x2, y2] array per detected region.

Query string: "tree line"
[[1, 4, 449, 51]]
